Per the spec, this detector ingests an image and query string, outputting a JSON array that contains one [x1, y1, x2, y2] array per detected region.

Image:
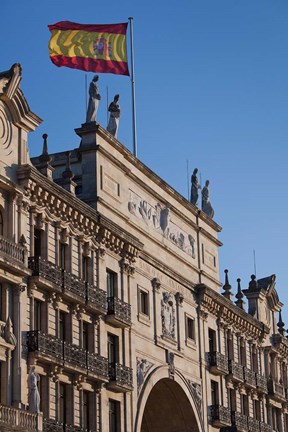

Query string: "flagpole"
[[128, 17, 137, 157]]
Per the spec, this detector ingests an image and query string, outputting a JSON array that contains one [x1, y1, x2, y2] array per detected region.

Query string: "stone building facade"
[[0, 64, 287, 432]]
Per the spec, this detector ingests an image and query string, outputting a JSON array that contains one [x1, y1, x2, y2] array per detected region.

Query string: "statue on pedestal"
[[190, 168, 201, 206], [28, 366, 40, 413], [86, 75, 101, 123], [201, 180, 214, 218], [107, 94, 120, 137]]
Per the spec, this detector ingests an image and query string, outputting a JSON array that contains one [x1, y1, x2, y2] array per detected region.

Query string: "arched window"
[[0, 211, 3, 236]]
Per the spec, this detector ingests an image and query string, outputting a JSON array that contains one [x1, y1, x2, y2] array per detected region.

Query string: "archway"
[[140, 378, 200, 432]]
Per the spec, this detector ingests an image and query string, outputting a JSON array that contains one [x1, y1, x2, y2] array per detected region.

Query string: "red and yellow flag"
[[48, 21, 129, 76]]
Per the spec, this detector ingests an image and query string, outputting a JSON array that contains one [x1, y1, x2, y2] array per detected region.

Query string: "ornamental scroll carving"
[[161, 292, 175, 340], [128, 191, 196, 259]]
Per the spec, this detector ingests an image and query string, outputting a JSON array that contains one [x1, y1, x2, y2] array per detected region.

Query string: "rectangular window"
[[34, 299, 43, 331], [34, 229, 42, 258], [59, 383, 67, 424], [82, 256, 90, 282], [240, 394, 249, 416], [82, 321, 89, 351], [139, 290, 149, 316], [227, 331, 234, 360], [107, 270, 117, 298], [83, 391, 90, 430], [108, 333, 119, 364], [239, 338, 246, 366], [228, 388, 236, 411], [211, 380, 219, 406], [208, 328, 217, 353], [60, 243, 67, 270], [187, 317, 195, 341], [59, 311, 67, 342], [109, 399, 120, 432]]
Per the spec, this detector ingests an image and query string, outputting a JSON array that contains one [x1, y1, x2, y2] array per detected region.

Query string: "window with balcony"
[[208, 329, 217, 353], [59, 242, 68, 270], [186, 317, 195, 341], [82, 255, 91, 283], [83, 390, 91, 430], [59, 311, 70, 342], [240, 394, 249, 416], [239, 338, 246, 367], [211, 380, 219, 405], [251, 345, 258, 372], [59, 383, 68, 424], [253, 399, 261, 421], [34, 299, 45, 331], [228, 388, 236, 411], [34, 228, 42, 258], [226, 330, 234, 360], [107, 270, 117, 298], [109, 399, 120, 432]]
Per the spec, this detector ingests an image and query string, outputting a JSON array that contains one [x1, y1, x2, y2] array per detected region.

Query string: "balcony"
[[259, 423, 273, 432], [27, 330, 63, 363], [0, 404, 39, 431], [267, 378, 285, 401], [106, 297, 131, 328], [64, 342, 87, 370], [0, 234, 28, 275], [43, 419, 88, 432], [209, 405, 232, 428], [243, 367, 256, 388], [87, 352, 109, 380], [63, 271, 86, 303], [107, 362, 133, 392], [86, 283, 107, 315], [248, 417, 260, 432], [207, 351, 229, 375], [232, 412, 248, 432], [228, 360, 244, 382], [28, 257, 62, 292], [256, 373, 268, 393]]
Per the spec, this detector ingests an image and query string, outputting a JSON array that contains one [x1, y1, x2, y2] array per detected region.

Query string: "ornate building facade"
[[0, 64, 287, 432]]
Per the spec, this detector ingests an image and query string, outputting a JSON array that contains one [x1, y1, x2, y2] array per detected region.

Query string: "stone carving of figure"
[[107, 94, 120, 137], [201, 180, 214, 218], [86, 75, 101, 123], [188, 234, 196, 258], [28, 366, 40, 413], [161, 292, 175, 339], [160, 207, 170, 237], [190, 168, 201, 206]]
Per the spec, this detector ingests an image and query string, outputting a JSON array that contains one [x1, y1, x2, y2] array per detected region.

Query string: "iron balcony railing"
[[107, 297, 131, 326], [243, 366, 256, 387], [27, 331, 109, 379], [207, 351, 229, 375], [232, 411, 248, 432], [0, 234, 27, 265], [256, 373, 268, 393], [248, 417, 260, 432], [29, 256, 108, 314], [43, 419, 88, 432], [28, 256, 62, 288], [108, 362, 133, 389], [259, 422, 273, 432], [209, 405, 232, 427], [228, 360, 244, 381]]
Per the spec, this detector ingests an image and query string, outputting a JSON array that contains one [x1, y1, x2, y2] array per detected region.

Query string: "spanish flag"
[[48, 21, 129, 76]]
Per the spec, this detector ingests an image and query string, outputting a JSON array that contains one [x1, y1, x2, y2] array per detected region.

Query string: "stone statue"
[[28, 366, 40, 413], [201, 180, 214, 218], [86, 75, 101, 123], [107, 94, 120, 137], [161, 292, 175, 339], [190, 168, 201, 206]]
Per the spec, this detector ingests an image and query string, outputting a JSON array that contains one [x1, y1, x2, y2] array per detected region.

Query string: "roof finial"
[[235, 278, 245, 309], [248, 274, 258, 291], [38, 134, 53, 179], [222, 269, 233, 301], [277, 310, 285, 336]]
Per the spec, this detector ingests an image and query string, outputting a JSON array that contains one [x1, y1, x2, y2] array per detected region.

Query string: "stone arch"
[[135, 366, 203, 432]]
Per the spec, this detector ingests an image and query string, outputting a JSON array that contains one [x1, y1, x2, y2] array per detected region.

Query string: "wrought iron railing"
[[260, 422, 273, 432], [256, 373, 268, 393], [243, 367, 256, 387], [64, 342, 87, 369], [28, 256, 62, 288], [87, 352, 109, 378], [0, 234, 26, 264], [0, 404, 37, 431], [248, 417, 260, 432], [63, 271, 86, 300], [232, 411, 248, 431], [27, 330, 63, 360], [43, 419, 63, 432], [109, 362, 133, 388], [228, 360, 244, 381], [209, 405, 231, 426], [107, 297, 131, 325], [87, 283, 107, 312], [207, 351, 229, 374]]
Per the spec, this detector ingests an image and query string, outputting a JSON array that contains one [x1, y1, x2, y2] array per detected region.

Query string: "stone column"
[[151, 278, 161, 344], [12, 282, 26, 408]]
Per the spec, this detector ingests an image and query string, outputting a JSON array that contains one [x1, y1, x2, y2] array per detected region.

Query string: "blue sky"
[[2, 0, 288, 322]]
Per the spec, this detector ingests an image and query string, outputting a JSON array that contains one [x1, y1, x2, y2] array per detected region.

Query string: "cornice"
[[196, 284, 270, 339]]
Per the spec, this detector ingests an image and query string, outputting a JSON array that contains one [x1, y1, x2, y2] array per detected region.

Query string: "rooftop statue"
[[107, 94, 120, 137], [190, 168, 201, 206], [201, 180, 214, 218], [86, 75, 101, 123]]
